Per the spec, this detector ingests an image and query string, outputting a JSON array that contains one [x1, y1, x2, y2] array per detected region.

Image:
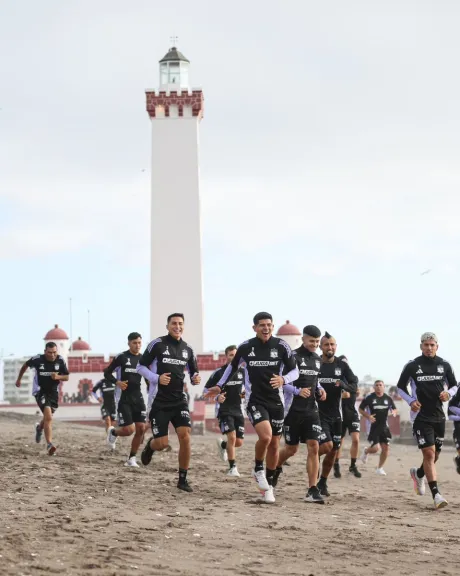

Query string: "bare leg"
[[277, 444, 298, 467], [43, 407, 53, 445], [306, 440, 319, 487], [266, 435, 281, 471], [176, 427, 191, 470], [130, 423, 145, 455], [226, 431, 237, 461], [254, 421, 272, 463], [378, 443, 389, 469]]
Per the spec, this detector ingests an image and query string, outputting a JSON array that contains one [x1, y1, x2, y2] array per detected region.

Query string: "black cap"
[[303, 325, 321, 338]]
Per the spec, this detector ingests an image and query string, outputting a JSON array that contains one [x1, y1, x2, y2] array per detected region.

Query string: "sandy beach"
[[0, 412, 459, 576]]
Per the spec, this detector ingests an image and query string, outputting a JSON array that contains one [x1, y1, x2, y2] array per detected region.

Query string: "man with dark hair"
[[105, 332, 146, 467], [316, 332, 358, 497], [206, 312, 299, 503], [205, 345, 245, 477], [137, 313, 201, 492], [333, 353, 361, 479], [397, 332, 458, 509], [274, 325, 326, 503], [92, 378, 117, 432], [15, 342, 69, 455], [359, 380, 397, 475], [447, 389, 460, 474]]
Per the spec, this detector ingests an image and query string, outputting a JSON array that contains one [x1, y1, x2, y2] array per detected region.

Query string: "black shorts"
[[453, 421, 460, 450], [218, 413, 245, 439], [246, 401, 284, 436], [117, 397, 147, 427], [283, 410, 322, 445], [368, 425, 392, 446], [35, 391, 58, 414], [413, 419, 445, 452], [149, 402, 191, 439], [318, 417, 342, 449], [342, 410, 361, 436], [101, 404, 116, 421]]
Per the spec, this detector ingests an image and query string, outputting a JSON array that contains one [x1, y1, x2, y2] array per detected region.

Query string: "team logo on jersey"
[[39, 364, 44, 370], [315, 361, 321, 370], [300, 359, 306, 366], [373, 399, 377, 404], [335, 368, 342, 376], [437, 365, 444, 374], [237, 372, 243, 379], [248, 348, 256, 357], [54, 364, 59, 370], [163, 347, 170, 356], [182, 350, 188, 359], [126, 358, 131, 366], [270, 349, 278, 359]]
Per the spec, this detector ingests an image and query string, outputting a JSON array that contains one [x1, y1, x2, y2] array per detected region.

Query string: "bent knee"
[[235, 438, 244, 448]]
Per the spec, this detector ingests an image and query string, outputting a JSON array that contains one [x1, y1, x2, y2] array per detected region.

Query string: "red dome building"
[[44, 324, 69, 341], [276, 320, 302, 349], [71, 337, 91, 351]]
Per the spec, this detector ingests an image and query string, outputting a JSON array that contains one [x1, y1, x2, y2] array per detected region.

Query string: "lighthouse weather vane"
[[170, 35, 178, 47]]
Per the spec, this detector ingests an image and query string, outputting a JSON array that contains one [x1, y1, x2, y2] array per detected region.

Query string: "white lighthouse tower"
[[146, 44, 205, 353]]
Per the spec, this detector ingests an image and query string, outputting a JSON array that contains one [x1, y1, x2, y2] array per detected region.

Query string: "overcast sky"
[[1, 0, 460, 383]]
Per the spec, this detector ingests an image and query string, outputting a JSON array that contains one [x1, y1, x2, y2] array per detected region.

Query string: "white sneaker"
[[252, 469, 270, 492], [375, 468, 387, 476], [434, 493, 448, 509], [227, 466, 240, 477], [124, 456, 139, 468], [216, 438, 228, 462], [263, 486, 276, 503], [409, 467, 426, 496], [360, 447, 368, 464], [106, 426, 117, 450]]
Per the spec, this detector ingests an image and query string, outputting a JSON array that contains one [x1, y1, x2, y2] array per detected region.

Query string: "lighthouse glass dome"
[[160, 61, 189, 88]]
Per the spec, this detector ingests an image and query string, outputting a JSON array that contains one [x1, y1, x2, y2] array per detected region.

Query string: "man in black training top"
[[15, 341, 69, 455], [137, 313, 201, 493], [317, 332, 358, 497], [275, 324, 326, 503], [333, 354, 361, 480], [205, 345, 245, 477], [206, 312, 299, 504], [359, 380, 397, 476], [105, 332, 146, 468], [397, 332, 458, 509], [92, 378, 117, 433]]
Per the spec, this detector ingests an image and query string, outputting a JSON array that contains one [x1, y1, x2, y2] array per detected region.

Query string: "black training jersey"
[[27, 354, 69, 396], [283, 347, 322, 415], [359, 393, 396, 429], [448, 388, 460, 421], [318, 357, 358, 421], [216, 336, 298, 407], [396, 355, 458, 423], [92, 379, 116, 403], [206, 364, 244, 416], [137, 334, 198, 408], [104, 351, 143, 405]]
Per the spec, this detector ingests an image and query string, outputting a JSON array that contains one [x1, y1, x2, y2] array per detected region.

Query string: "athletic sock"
[[428, 481, 439, 498], [178, 468, 188, 483], [350, 458, 357, 468], [266, 468, 275, 486], [318, 476, 328, 486], [129, 451, 136, 459], [229, 459, 236, 469], [254, 459, 264, 472], [221, 440, 227, 450], [416, 465, 425, 479]]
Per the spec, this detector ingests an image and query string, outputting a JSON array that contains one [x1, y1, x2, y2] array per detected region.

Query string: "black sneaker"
[[141, 437, 155, 466], [455, 456, 460, 475], [35, 423, 43, 444], [333, 462, 341, 478], [317, 480, 330, 497], [304, 486, 325, 504], [177, 480, 193, 493], [349, 465, 362, 478], [271, 467, 283, 489]]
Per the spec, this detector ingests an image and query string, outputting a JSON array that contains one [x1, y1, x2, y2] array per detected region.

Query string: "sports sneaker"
[[252, 469, 270, 492], [333, 462, 342, 478], [360, 447, 368, 464], [434, 493, 448, 509], [177, 480, 193, 493], [271, 467, 283, 489], [106, 426, 117, 450], [455, 456, 460, 475], [263, 486, 276, 504], [375, 468, 387, 476], [35, 423, 43, 444], [349, 465, 362, 478], [216, 438, 228, 462], [410, 467, 426, 496], [317, 480, 330, 497], [227, 466, 240, 477], [304, 486, 325, 504], [124, 456, 139, 468], [47, 443, 56, 456], [141, 437, 155, 466]]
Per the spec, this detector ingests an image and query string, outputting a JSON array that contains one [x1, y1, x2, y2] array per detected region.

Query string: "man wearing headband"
[[396, 332, 458, 509]]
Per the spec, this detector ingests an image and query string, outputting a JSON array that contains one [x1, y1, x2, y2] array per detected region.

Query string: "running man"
[[397, 332, 458, 509], [205, 345, 245, 477], [15, 342, 69, 455], [275, 325, 325, 503], [359, 380, 397, 476], [333, 354, 361, 479], [448, 389, 460, 474], [105, 332, 146, 468], [137, 313, 201, 492], [92, 378, 117, 432], [317, 332, 358, 497], [206, 312, 299, 504]]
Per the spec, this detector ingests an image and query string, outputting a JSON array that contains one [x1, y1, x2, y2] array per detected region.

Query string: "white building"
[[276, 320, 302, 350], [146, 45, 205, 353], [3, 357, 36, 404]]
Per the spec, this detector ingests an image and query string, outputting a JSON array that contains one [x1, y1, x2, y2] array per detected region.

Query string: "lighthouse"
[[146, 44, 205, 353]]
